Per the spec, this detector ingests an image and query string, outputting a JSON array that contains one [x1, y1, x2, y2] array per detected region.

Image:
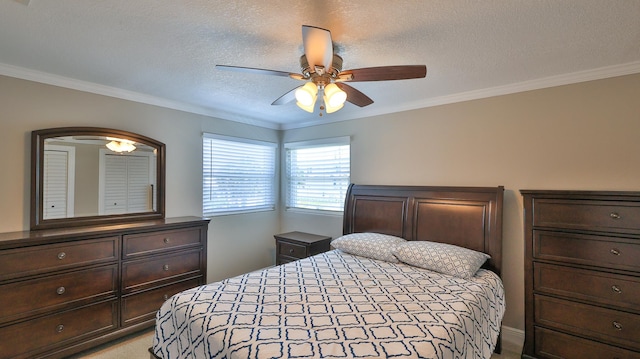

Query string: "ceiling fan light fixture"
[[324, 83, 347, 108], [296, 97, 316, 113], [324, 101, 344, 114], [106, 139, 136, 153], [295, 82, 318, 106]]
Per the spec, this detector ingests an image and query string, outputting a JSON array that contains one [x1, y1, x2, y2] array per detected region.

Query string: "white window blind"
[[285, 137, 350, 212], [203, 134, 276, 216]]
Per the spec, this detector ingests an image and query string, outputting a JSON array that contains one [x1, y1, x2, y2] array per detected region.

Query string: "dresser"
[[521, 190, 640, 359], [274, 231, 331, 265], [0, 216, 209, 359]]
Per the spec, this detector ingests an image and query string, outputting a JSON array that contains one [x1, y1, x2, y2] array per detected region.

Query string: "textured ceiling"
[[1, 1, 639, 129]]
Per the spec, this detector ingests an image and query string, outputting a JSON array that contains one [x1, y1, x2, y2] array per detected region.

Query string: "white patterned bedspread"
[[153, 250, 505, 359]]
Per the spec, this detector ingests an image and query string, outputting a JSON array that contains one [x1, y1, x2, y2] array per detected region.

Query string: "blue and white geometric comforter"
[[153, 250, 505, 359]]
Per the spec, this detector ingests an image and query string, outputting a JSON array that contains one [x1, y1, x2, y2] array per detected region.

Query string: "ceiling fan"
[[216, 25, 427, 115]]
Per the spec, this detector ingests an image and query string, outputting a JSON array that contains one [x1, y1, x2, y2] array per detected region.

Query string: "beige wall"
[[0, 74, 280, 283], [282, 73, 640, 331], [2, 72, 639, 334]]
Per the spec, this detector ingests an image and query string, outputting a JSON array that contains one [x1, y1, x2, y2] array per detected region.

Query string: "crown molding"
[[400, 61, 640, 114], [0, 63, 280, 130], [281, 61, 640, 130], [2, 61, 639, 131]]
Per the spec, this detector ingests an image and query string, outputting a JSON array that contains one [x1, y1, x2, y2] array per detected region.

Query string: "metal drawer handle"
[[163, 237, 170, 244], [163, 294, 169, 300], [56, 286, 66, 295], [610, 212, 621, 219], [612, 321, 623, 331], [612, 285, 622, 294], [163, 264, 170, 271], [57, 252, 66, 260], [610, 248, 621, 256], [56, 324, 64, 333], [289, 249, 294, 254]]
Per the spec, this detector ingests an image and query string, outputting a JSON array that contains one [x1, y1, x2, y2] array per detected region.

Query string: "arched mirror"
[[31, 127, 165, 230]]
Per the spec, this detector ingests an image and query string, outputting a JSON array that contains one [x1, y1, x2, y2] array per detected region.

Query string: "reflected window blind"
[[203, 134, 276, 216], [285, 137, 350, 212]]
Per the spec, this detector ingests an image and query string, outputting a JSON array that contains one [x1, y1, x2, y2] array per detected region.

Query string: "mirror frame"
[[31, 127, 166, 230]]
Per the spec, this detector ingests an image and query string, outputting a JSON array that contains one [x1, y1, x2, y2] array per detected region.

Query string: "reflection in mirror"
[[43, 135, 157, 219], [32, 127, 165, 230]]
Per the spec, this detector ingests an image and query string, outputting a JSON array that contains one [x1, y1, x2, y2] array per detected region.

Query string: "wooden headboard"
[[343, 184, 505, 276]]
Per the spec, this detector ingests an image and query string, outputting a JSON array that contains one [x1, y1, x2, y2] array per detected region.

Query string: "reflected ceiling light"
[[106, 137, 136, 153]]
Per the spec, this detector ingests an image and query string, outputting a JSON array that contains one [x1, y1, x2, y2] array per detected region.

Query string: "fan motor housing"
[[300, 54, 343, 79]]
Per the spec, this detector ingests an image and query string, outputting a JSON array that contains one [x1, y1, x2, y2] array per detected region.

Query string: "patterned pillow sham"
[[393, 241, 490, 279], [331, 232, 406, 263]]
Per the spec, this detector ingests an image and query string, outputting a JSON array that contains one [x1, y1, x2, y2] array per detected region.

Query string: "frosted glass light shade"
[[296, 98, 316, 112], [324, 83, 347, 107], [295, 82, 318, 106]]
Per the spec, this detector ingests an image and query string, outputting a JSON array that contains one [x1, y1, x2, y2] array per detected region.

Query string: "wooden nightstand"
[[274, 231, 332, 265]]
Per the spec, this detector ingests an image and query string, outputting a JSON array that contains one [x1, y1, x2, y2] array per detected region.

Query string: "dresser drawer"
[[121, 278, 201, 326], [123, 228, 202, 258], [535, 295, 640, 351], [535, 263, 640, 312], [0, 265, 117, 324], [532, 198, 640, 232], [533, 230, 640, 272], [122, 249, 202, 292], [277, 241, 307, 259], [535, 327, 640, 359], [0, 237, 119, 281], [0, 300, 117, 359]]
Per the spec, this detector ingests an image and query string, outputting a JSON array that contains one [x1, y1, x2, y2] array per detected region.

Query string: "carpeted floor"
[[69, 329, 521, 359]]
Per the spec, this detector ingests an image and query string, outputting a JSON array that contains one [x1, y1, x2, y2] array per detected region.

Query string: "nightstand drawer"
[[0, 265, 117, 324], [123, 228, 202, 258], [535, 295, 640, 351], [532, 199, 640, 232], [122, 249, 203, 292], [533, 230, 640, 272], [121, 278, 201, 326], [274, 231, 332, 265], [0, 300, 117, 359], [534, 263, 640, 311], [534, 327, 640, 359], [278, 241, 307, 259]]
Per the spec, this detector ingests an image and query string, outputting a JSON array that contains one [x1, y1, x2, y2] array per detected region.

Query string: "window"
[[285, 137, 350, 212], [203, 134, 276, 216]]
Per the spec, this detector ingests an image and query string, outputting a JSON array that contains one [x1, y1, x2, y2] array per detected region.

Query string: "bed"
[[151, 184, 505, 359]]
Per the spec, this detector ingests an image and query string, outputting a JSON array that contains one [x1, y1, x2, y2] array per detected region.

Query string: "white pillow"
[[331, 232, 406, 263], [393, 241, 490, 279]]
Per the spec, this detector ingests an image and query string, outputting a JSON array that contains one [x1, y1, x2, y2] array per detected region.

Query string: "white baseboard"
[[501, 325, 524, 353]]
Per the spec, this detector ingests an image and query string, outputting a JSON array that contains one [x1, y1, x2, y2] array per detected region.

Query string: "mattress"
[[153, 249, 505, 359]]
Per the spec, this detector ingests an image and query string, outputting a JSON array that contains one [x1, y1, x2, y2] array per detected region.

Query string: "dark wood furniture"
[[274, 231, 331, 265], [343, 184, 504, 277], [150, 184, 504, 359], [0, 216, 209, 359], [31, 127, 166, 231], [521, 190, 640, 359]]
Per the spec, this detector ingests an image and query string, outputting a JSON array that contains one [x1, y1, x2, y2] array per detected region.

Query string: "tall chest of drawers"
[[0, 216, 209, 359], [521, 190, 640, 359]]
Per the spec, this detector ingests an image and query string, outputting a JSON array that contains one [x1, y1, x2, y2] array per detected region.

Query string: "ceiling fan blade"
[[302, 25, 333, 73], [335, 83, 374, 107], [339, 65, 427, 82], [271, 86, 300, 105], [216, 65, 302, 79]]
